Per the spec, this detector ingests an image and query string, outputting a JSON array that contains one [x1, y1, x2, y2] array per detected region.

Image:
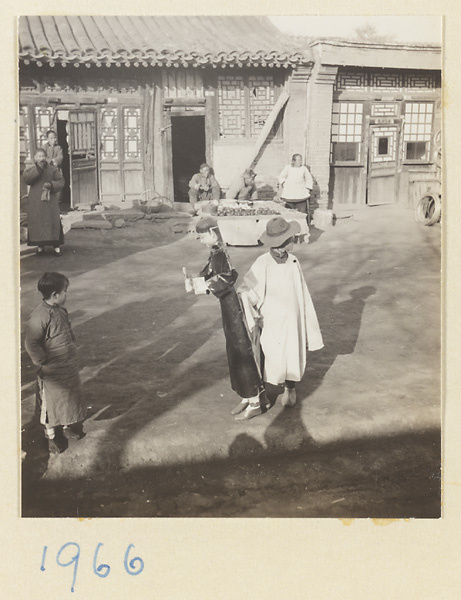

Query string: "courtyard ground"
[[19, 205, 441, 518]]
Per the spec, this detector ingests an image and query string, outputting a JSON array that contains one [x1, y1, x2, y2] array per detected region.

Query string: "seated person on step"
[[226, 169, 258, 201], [188, 163, 221, 208]]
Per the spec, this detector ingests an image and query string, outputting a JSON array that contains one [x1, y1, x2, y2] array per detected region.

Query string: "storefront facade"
[[19, 18, 441, 211], [305, 41, 442, 210], [19, 16, 311, 209]]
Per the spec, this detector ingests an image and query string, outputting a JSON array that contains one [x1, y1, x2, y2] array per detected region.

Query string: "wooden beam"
[[230, 90, 290, 179], [249, 90, 289, 167]]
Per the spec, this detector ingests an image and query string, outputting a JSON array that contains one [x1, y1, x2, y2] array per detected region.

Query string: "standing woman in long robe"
[[239, 216, 324, 407], [23, 148, 65, 255], [194, 216, 264, 421]]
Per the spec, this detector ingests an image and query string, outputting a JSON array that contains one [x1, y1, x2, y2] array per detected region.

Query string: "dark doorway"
[[56, 118, 71, 210], [171, 116, 206, 203]]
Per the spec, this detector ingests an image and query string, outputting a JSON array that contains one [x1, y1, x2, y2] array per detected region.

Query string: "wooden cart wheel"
[[415, 193, 441, 226]]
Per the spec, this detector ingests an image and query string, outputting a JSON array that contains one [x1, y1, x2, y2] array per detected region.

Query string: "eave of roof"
[[310, 39, 441, 71], [18, 15, 313, 68]]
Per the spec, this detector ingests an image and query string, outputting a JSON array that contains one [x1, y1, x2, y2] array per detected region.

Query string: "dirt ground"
[[20, 208, 441, 518], [22, 429, 440, 518]]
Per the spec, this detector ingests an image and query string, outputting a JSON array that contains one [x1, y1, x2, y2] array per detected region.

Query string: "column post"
[[306, 63, 338, 228], [284, 65, 313, 163]]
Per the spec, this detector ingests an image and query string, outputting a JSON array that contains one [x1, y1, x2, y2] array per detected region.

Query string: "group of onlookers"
[[188, 154, 314, 214], [23, 127, 314, 257]]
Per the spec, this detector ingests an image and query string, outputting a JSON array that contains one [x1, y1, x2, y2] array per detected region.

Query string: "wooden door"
[[367, 124, 400, 206], [69, 111, 98, 207]]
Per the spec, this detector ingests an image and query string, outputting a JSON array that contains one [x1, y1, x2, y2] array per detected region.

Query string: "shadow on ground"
[[20, 208, 441, 518], [22, 427, 441, 519]]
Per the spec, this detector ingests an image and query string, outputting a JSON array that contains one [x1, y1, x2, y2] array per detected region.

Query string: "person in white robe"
[[278, 154, 313, 217], [239, 216, 323, 407]]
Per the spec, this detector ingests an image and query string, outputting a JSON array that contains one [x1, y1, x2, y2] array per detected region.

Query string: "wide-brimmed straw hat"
[[259, 216, 300, 247]]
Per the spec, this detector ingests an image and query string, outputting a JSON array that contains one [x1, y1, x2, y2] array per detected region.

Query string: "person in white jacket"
[[239, 216, 323, 408], [278, 154, 313, 216]]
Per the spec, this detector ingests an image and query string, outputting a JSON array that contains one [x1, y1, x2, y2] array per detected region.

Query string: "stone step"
[[71, 219, 113, 230]]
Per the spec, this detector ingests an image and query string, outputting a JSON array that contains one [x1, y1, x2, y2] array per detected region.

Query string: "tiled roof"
[[18, 16, 312, 68]]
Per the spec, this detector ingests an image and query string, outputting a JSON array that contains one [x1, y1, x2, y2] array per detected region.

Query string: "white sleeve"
[[303, 166, 313, 190], [278, 165, 289, 186]]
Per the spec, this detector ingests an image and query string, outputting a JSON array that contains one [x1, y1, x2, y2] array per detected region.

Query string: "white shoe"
[[231, 399, 249, 415], [234, 404, 262, 421], [281, 388, 296, 407]]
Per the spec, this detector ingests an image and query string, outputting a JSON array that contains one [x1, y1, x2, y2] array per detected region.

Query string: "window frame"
[[402, 101, 434, 164], [121, 105, 143, 163], [216, 71, 283, 141], [330, 101, 365, 167]]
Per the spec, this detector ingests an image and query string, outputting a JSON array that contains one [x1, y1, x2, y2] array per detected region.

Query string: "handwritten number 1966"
[[41, 543, 144, 593]]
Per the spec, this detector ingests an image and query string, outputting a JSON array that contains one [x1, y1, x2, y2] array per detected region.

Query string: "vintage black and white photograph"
[[18, 15, 442, 518]]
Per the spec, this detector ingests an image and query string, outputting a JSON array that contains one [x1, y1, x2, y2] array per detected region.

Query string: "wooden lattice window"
[[19, 105, 31, 159], [123, 107, 141, 160], [371, 72, 403, 90], [403, 102, 433, 162], [100, 107, 119, 161], [217, 73, 280, 139], [335, 71, 368, 91], [371, 103, 399, 117], [249, 75, 276, 137], [331, 102, 364, 163], [69, 112, 96, 159], [34, 106, 54, 149], [217, 75, 246, 138], [372, 128, 397, 163]]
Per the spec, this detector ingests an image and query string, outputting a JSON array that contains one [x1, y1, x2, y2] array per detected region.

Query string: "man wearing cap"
[[188, 163, 221, 208], [238, 217, 323, 408], [226, 169, 258, 201]]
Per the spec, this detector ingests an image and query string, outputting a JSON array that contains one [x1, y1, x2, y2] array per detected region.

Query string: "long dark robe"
[[199, 245, 262, 399], [23, 161, 65, 246], [25, 301, 87, 427]]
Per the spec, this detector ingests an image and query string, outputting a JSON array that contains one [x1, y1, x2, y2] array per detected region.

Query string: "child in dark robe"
[[25, 272, 87, 453]]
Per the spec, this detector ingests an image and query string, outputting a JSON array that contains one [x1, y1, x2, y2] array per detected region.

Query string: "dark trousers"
[[284, 199, 310, 225], [189, 187, 220, 207]]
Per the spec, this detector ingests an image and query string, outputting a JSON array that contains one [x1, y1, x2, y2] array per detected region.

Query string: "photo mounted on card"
[[18, 14, 442, 520]]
